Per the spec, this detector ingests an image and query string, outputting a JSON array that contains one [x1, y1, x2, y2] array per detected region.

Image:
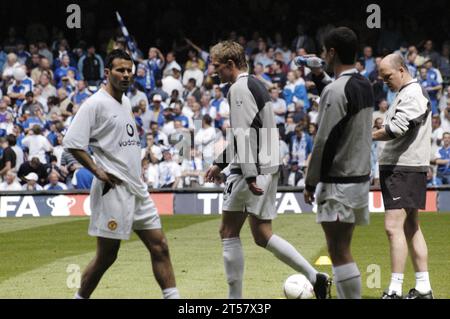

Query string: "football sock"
[[415, 272, 432, 293], [222, 237, 244, 299], [388, 273, 404, 296], [265, 234, 318, 284], [162, 287, 180, 299], [74, 292, 86, 299], [333, 263, 361, 299]]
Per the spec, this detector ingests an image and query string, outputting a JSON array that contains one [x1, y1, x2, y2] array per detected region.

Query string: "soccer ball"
[[283, 274, 315, 299]]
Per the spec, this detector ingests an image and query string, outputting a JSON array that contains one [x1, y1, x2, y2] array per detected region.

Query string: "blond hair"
[[210, 41, 248, 71]]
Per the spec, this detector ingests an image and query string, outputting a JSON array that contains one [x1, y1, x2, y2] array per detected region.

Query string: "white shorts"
[[222, 172, 279, 220], [88, 179, 161, 240], [315, 182, 370, 226]]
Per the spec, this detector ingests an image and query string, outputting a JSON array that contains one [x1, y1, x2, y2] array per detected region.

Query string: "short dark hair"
[[6, 134, 16, 146], [132, 106, 141, 114], [105, 49, 132, 70], [188, 78, 197, 86], [32, 125, 42, 135], [203, 114, 212, 125], [324, 27, 358, 65], [356, 58, 365, 68]]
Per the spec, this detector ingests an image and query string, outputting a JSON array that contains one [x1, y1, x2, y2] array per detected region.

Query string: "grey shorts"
[[223, 172, 279, 220], [315, 182, 370, 226]]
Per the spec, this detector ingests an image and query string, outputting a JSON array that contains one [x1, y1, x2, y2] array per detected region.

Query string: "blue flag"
[[115, 11, 139, 61]]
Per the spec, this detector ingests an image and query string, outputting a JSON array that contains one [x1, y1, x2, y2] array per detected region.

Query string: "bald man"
[[373, 54, 433, 299]]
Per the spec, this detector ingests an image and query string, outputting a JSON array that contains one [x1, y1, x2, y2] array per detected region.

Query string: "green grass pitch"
[[0, 213, 449, 298]]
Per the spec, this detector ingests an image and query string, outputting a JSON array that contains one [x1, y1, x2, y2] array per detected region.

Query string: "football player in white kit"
[[63, 50, 179, 299]]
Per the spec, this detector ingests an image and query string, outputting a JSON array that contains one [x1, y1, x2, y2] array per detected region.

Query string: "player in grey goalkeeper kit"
[[373, 54, 433, 299], [304, 27, 374, 299], [205, 41, 331, 299]]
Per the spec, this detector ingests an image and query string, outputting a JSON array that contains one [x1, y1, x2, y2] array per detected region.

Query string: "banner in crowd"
[[0, 193, 173, 218], [173, 191, 439, 215], [0, 190, 445, 218]]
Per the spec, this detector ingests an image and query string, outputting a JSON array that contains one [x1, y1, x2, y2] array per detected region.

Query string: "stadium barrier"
[[1, 186, 450, 217]]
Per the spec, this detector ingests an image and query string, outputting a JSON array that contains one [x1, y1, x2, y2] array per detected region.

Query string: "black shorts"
[[380, 170, 427, 210]]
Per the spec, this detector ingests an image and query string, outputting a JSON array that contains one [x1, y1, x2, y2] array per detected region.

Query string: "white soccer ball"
[[283, 274, 315, 299]]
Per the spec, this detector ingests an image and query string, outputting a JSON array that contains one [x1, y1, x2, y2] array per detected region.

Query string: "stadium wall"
[[0, 187, 449, 217]]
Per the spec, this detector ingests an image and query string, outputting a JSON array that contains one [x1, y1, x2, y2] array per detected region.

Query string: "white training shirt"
[[63, 88, 148, 200]]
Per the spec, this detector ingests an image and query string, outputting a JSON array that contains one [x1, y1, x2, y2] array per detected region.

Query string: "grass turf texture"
[[0, 213, 448, 298]]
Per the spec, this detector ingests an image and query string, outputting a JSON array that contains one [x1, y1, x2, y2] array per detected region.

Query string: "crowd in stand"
[[0, 24, 449, 191]]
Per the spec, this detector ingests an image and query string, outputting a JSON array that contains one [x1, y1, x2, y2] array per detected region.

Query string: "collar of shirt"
[[338, 68, 358, 78], [399, 79, 418, 92], [236, 72, 249, 80]]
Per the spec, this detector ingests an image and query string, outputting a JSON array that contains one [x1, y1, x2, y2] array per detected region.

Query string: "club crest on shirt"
[[107, 219, 118, 231]]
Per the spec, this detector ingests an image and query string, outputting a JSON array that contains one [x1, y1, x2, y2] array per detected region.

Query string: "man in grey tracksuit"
[[205, 41, 331, 299], [373, 54, 433, 299], [304, 27, 374, 299]]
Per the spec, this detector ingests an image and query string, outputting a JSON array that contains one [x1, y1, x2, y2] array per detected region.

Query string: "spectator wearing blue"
[[53, 40, 77, 69], [173, 101, 190, 129], [54, 54, 78, 87], [254, 40, 274, 68], [270, 87, 287, 125], [363, 46, 376, 75], [148, 94, 166, 127], [16, 40, 31, 65], [419, 66, 442, 115], [71, 164, 94, 190], [22, 108, 47, 132], [77, 44, 104, 85], [137, 47, 165, 92], [434, 132, 450, 184], [0, 45, 6, 72], [7, 68, 29, 107], [46, 120, 63, 146], [253, 63, 272, 89], [406, 51, 418, 78], [44, 171, 68, 190], [132, 106, 145, 146], [134, 64, 147, 93], [356, 58, 369, 78], [283, 71, 309, 111], [148, 79, 169, 103], [424, 59, 443, 85], [426, 166, 442, 187], [290, 124, 313, 169], [21, 68, 35, 93], [72, 80, 91, 105], [211, 85, 228, 128]]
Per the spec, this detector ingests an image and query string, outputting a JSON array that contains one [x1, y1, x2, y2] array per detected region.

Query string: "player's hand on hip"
[[304, 189, 315, 205], [247, 180, 264, 196], [94, 167, 122, 188], [205, 165, 221, 183]]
